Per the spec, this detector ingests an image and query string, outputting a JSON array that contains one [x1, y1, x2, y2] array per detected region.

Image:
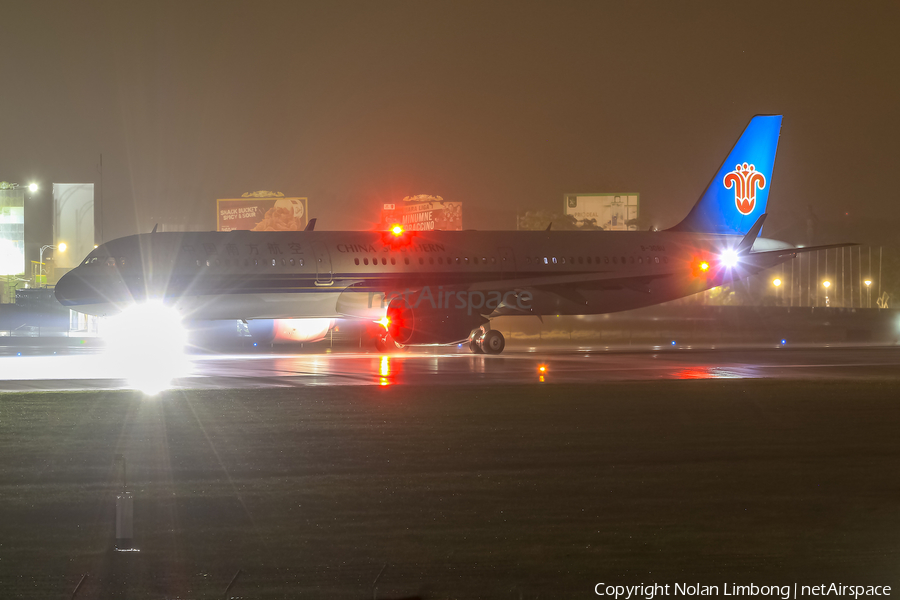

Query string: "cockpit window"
[[106, 257, 116, 267]]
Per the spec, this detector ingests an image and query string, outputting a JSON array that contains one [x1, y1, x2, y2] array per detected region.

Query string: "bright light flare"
[[823, 280, 831, 289], [391, 224, 404, 236], [719, 249, 739, 268], [102, 301, 189, 395], [772, 278, 782, 287], [57, 242, 67, 253], [700, 261, 710, 272], [376, 316, 390, 330], [864, 280, 872, 287], [28, 183, 38, 193]]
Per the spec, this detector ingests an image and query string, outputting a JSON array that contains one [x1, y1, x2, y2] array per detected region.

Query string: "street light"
[[28, 183, 38, 193], [823, 280, 831, 307], [772, 278, 782, 287], [38, 243, 66, 287], [865, 279, 872, 308]]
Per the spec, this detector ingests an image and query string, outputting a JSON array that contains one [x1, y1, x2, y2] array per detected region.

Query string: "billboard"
[[0, 187, 25, 276], [564, 193, 640, 230], [381, 195, 462, 231], [53, 183, 94, 269], [217, 193, 308, 232]]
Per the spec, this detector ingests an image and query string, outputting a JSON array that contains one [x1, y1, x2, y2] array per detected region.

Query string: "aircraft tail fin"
[[668, 115, 783, 236]]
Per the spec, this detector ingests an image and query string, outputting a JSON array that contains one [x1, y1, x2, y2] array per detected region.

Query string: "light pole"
[[823, 280, 831, 307], [864, 280, 872, 308], [38, 243, 66, 287]]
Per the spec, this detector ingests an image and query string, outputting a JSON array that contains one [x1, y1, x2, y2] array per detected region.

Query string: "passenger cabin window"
[[404, 258, 410, 265]]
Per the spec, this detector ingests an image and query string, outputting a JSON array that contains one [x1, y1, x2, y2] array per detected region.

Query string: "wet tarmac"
[[2, 345, 899, 392]]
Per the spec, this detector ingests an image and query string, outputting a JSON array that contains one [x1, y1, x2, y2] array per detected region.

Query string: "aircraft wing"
[[748, 242, 859, 260], [467, 270, 672, 293]]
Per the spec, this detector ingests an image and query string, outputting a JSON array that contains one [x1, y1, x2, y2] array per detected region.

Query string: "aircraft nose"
[[55, 269, 91, 307]]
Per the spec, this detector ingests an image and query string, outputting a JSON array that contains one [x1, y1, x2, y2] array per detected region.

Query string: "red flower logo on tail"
[[723, 163, 766, 215]]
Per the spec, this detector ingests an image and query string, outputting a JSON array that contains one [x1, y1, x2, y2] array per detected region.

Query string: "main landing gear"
[[468, 326, 505, 355], [375, 332, 405, 353]]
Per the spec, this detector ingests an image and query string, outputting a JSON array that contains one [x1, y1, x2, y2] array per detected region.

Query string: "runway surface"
[[2, 345, 899, 392]]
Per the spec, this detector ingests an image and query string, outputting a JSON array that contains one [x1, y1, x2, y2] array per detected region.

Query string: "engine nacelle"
[[386, 296, 487, 345]]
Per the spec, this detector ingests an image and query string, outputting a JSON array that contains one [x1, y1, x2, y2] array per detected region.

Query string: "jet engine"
[[385, 295, 487, 345]]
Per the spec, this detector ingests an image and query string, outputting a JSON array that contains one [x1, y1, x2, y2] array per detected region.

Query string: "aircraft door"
[[498, 247, 516, 279], [312, 241, 333, 286]]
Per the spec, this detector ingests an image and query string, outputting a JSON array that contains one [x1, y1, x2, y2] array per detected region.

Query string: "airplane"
[[55, 115, 854, 354]]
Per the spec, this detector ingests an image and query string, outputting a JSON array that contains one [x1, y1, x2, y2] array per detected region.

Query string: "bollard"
[[116, 491, 133, 550]]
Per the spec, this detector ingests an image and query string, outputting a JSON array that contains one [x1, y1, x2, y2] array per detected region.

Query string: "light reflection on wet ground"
[[2, 346, 899, 392]]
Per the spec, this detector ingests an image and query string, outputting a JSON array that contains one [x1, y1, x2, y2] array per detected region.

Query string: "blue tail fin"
[[669, 115, 782, 235]]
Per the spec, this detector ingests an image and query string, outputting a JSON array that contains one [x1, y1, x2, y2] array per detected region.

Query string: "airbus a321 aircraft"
[[56, 115, 852, 354]]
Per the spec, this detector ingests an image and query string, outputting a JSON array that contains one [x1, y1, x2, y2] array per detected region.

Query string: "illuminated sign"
[[0, 188, 25, 275], [217, 195, 308, 232], [564, 193, 639, 230], [381, 198, 462, 231]]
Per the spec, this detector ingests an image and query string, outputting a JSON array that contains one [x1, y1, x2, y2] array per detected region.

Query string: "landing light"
[[376, 316, 390, 330], [719, 249, 739, 268], [103, 302, 189, 396], [391, 225, 404, 236], [700, 261, 710, 272]]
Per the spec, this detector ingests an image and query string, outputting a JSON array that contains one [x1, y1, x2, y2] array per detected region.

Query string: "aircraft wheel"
[[479, 330, 505, 355], [375, 334, 390, 353], [375, 333, 405, 353], [468, 328, 485, 354]]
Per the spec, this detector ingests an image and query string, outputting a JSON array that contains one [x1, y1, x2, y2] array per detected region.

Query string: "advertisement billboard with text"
[[217, 197, 308, 232], [381, 200, 462, 231]]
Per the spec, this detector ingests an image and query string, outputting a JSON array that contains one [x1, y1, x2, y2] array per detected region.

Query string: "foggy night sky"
[[2, 1, 898, 241]]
